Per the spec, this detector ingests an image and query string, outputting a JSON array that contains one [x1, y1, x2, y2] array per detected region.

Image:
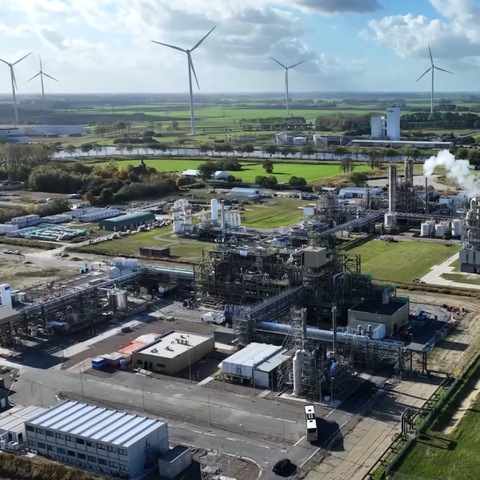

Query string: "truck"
[[201, 312, 225, 325]]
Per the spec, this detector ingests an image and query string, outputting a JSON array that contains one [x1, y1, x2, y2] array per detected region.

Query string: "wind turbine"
[[152, 27, 216, 135], [28, 55, 58, 110], [415, 45, 453, 117], [0, 52, 32, 125], [269, 57, 306, 116]]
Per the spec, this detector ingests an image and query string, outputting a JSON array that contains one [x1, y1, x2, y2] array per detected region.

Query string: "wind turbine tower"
[[0, 52, 32, 125], [269, 57, 305, 116], [152, 27, 216, 135], [416, 45, 453, 116], [28, 55, 58, 110]]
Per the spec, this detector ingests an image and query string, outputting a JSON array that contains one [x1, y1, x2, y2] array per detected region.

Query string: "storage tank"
[[109, 267, 121, 279], [0, 284, 12, 308], [420, 223, 431, 237], [109, 289, 128, 311], [384, 213, 396, 229], [236, 213, 242, 226], [435, 223, 445, 238], [452, 219, 462, 237], [210, 199, 219, 221]]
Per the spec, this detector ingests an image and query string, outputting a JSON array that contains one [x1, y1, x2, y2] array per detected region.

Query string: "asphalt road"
[[10, 366, 351, 472]]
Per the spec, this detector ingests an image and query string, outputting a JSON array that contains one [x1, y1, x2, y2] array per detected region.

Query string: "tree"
[[301, 145, 315, 157], [125, 144, 134, 155], [99, 188, 113, 204], [289, 176, 307, 188], [367, 149, 382, 170], [198, 161, 217, 181], [280, 146, 292, 158], [156, 122, 163, 130], [170, 120, 179, 130], [456, 147, 469, 160], [80, 143, 93, 154], [117, 145, 124, 156], [65, 144, 76, 157], [84, 191, 96, 205], [199, 144, 211, 156], [350, 171, 368, 186], [223, 144, 234, 156], [340, 157, 355, 174], [94, 124, 108, 137], [264, 145, 277, 157], [242, 144, 254, 157], [92, 144, 102, 157], [262, 159, 274, 174]]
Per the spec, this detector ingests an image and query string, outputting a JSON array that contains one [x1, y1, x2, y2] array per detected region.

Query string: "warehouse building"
[[219, 342, 290, 389], [133, 331, 215, 375], [229, 187, 261, 200], [25, 400, 169, 477], [348, 296, 409, 336], [0, 406, 46, 445], [99, 211, 155, 232]]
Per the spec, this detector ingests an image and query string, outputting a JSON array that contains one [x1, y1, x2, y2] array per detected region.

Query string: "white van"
[[201, 312, 224, 325]]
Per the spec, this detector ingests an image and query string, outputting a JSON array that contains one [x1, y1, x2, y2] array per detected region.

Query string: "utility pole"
[[141, 376, 145, 411], [332, 305, 338, 356], [208, 389, 212, 425]]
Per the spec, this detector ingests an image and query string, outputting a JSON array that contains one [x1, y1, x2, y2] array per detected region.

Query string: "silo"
[[116, 290, 128, 311], [109, 267, 121, 279], [210, 199, 219, 221], [236, 213, 242, 226], [420, 223, 430, 237], [435, 223, 445, 238], [384, 213, 396, 229], [452, 219, 462, 237], [0, 284, 12, 308]]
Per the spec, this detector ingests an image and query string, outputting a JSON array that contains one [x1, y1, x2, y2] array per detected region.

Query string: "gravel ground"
[[0, 258, 77, 291]]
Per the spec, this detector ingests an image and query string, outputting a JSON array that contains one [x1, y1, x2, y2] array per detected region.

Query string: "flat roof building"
[[133, 331, 215, 375], [99, 211, 155, 232], [0, 405, 46, 445], [219, 342, 291, 390], [348, 297, 409, 336], [25, 401, 169, 477]]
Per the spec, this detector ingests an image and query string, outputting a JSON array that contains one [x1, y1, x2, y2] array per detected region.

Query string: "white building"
[[25, 401, 169, 477], [370, 107, 401, 141], [0, 406, 46, 445], [180, 169, 200, 178], [17, 125, 85, 136], [0, 127, 28, 144]]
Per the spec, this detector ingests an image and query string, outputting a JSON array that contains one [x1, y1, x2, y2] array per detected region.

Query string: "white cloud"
[[0, 0, 369, 93], [363, 0, 480, 63]]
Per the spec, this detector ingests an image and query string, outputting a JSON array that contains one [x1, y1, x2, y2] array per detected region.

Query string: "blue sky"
[[0, 0, 479, 93]]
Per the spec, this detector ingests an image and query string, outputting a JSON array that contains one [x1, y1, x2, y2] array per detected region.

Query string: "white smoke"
[[423, 149, 480, 196]]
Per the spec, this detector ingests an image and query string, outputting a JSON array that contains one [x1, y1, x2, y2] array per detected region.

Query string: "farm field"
[[349, 240, 460, 283], [394, 359, 480, 480], [441, 273, 480, 286], [94, 159, 370, 183]]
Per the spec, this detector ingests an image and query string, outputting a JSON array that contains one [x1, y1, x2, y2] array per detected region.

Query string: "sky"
[[1, 0, 480, 94]]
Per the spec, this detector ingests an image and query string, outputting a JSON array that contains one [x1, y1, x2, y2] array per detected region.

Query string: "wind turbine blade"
[[13, 52, 32, 65], [434, 66, 453, 74], [288, 60, 306, 69], [189, 55, 200, 90], [0, 59, 10, 66], [39, 54, 43, 71], [428, 44, 433, 65], [28, 72, 41, 82], [151, 40, 186, 52], [42, 72, 58, 81], [415, 68, 431, 82], [270, 57, 287, 69], [191, 26, 216, 52]]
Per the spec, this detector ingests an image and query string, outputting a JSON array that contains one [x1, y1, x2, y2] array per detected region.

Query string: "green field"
[[395, 361, 480, 480], [95, 159, 369, 183], [441, 273, 480, 286], [350, 240, 460, 283]]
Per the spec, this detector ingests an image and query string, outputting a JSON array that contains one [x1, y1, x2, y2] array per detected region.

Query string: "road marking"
[[294, 435, 306, 446], [193, 430, 203, 434], [275, 417, 296, 424], [204, 433, 216, 437], [226, 438, 237, 442]]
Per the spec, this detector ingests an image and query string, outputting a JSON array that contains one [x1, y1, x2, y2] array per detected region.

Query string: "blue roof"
[[100, 211, 154, 223], [27, 401, 166, 448]]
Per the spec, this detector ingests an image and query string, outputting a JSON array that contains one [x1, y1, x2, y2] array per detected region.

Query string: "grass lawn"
[[81, 226, 210, 259], [349, 240, 460, 283], [94, 159, 370, 183], [441, 273, 480, 286], [394, 361, 480, 480]]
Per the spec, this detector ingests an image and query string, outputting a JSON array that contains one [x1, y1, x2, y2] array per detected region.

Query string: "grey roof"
[[229, 187, 260, 194], [100, 211, 154, 223], [222, 343, 283, 368], [256, 351, 290, 373], [0, 406, 46, 432], [27, 401, 166, 448]]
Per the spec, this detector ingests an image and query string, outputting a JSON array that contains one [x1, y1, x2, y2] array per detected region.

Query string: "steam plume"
[[423, 149, 480, 196]]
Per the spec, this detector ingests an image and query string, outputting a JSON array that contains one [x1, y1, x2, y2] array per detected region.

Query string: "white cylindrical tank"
[[420, 223, 431, 237], [109, 267, 120, 279], [116, 290, 128, 311], [0, 284, 12, 308], [384, 213, 396, 228], [435, 224, 445, 238], [293, 350, 302, 396], [173, 219, 183, 233], [452, 219, 462, 237], [236, 213, 242, 226], [210, 199, 219, 221]]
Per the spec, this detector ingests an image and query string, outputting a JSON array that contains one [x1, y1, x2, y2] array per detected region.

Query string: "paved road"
[[11, 366, 350, 471]]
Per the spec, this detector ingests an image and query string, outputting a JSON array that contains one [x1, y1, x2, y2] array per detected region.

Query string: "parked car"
[[272, 459, 291, 475]]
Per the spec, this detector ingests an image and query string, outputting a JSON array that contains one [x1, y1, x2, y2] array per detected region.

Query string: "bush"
[[0, 452, 101, 480]]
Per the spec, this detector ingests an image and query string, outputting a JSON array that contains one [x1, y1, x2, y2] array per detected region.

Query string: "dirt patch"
[[0, 243, 47, 254], [402, 291, 480, 375], [0, 258, 77, 290]]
